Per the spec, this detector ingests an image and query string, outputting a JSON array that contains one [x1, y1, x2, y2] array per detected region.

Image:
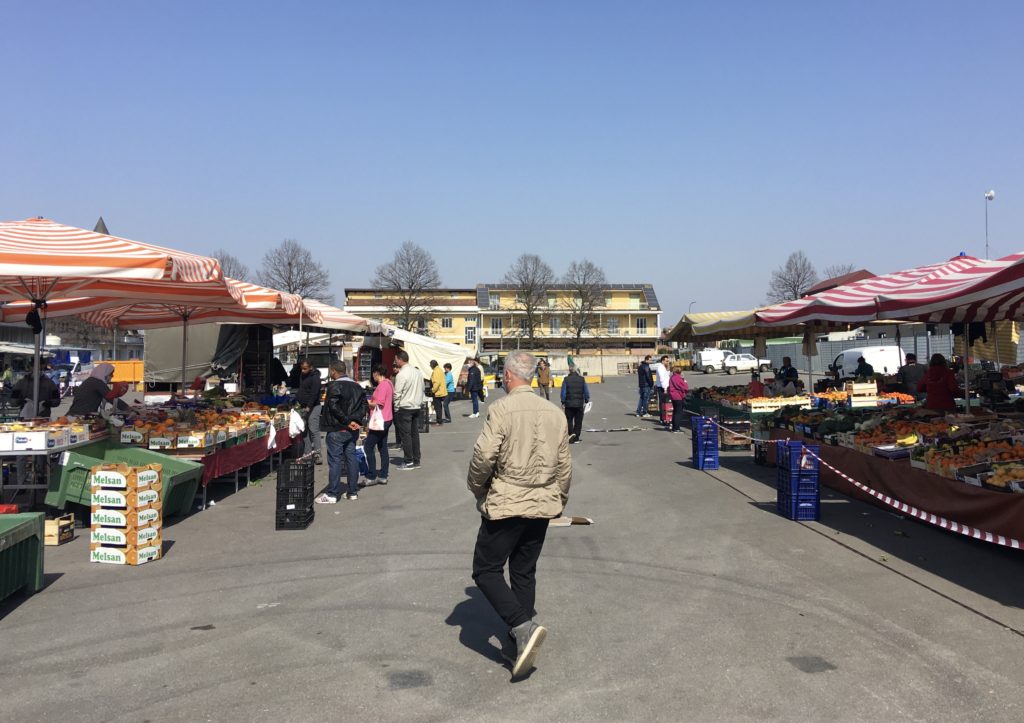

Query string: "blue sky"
[[2, 1, 1022, 325]]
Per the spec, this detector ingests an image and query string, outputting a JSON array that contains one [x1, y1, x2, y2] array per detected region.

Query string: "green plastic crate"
[[0, 512, 44, 602], [46, 440, 203, 519]]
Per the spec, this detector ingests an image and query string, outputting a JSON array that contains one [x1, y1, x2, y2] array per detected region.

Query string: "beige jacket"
[[467, 385, 572, 520]]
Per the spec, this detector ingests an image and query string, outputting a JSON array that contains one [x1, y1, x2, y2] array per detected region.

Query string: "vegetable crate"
[[719, 420, 751, 450]]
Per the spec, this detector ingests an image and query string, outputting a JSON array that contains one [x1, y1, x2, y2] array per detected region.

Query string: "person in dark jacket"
[[12, 372, 60, 419], [68, 363, 129, 416], [316, 361, 369, 503], [466, 357, 485, 418], [560, 365, 590, 443], [294, 359, 324, 464], [635, 355, 654, 416]]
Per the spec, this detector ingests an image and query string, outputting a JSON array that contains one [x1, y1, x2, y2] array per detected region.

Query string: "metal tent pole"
[[181, 314, 190, 394]]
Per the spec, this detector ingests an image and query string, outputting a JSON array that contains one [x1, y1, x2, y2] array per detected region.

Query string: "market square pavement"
[[2, 376, 1023, 722]]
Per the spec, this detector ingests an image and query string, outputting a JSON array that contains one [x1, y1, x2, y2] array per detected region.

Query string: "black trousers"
[[565, 406, 584, 440], [671, 399, 685, 431], [472, 516, 550, 629], [433, 396, 445, 424], [657, 387, 668, 423], [395, 408, 421, 464]]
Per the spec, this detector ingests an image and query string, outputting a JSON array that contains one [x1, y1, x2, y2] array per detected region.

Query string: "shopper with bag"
[[392, 349, 426, 470], [294, 359, 324, 465], [316, 361, 368, 504], [363, 364, 393, 486], [654, 355, 672, 426], [429, 360, 448, 426], [466, 357, 485, 418]]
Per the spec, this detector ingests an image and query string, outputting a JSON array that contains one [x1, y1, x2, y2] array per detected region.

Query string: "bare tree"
[[822, 263, 856, 280], [561, 259, 607, 354], [502, 254, 555, 348], [209, 248, 250, 281], [372, 241, 443, 332], [766, 251, 819, 303], [257, 239, 333, 302]]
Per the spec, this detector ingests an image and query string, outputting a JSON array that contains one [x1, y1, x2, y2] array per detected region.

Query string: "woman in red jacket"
[[917, 353, 959, 411], [668, 365, 690, 433]]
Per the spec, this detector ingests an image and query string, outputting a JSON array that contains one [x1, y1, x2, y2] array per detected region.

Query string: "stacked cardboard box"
[[89, 463, 163, 566]]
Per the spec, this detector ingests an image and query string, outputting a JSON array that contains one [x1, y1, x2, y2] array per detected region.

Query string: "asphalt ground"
[[2, 376, 1023, 722]]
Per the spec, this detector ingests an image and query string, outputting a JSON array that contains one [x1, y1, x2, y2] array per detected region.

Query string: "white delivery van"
[[829, 346, 906, 379], [695, 348, 729, 374]]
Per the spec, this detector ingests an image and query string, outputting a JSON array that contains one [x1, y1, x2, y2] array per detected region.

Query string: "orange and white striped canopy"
[[0, 217, 223, 302]]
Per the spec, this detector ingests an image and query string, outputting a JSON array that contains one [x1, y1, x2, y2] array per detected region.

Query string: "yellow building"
[[342, 288, 482, 354], [476, 283, 661, 354]]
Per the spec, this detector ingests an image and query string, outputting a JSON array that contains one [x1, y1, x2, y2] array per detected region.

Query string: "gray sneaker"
[[510, 621, 547, 680]]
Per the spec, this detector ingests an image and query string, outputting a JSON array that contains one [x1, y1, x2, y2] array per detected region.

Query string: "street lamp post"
[[985, 190, 996, 259], [688, 301, 696, 314]]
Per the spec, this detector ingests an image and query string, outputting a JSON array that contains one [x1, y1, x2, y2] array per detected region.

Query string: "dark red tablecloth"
[[770, 430, 1024, 541], [201, 428, 292, 485]]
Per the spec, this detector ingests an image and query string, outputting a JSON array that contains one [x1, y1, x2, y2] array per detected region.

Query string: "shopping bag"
[[584, 401, 592, 414], [355, 446, 369, 475], [368, 407, 385, 432], [288, 408, 306, 436]]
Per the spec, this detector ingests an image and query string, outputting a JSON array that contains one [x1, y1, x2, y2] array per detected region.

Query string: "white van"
[[695, 348, 729, 374], [829, 346, 906, 379]]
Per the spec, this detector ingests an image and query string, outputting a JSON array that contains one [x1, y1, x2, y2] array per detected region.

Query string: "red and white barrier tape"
[[686, 409, 1024, 551]]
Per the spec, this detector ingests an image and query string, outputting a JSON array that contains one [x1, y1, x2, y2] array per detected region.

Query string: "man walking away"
[[392, 350, 425, 469], [636, 355, 654, 416], [443, 363, 455, 422], [316, 361, 368, 504], [536, 358, 552, 400], [295, 359, 323, 464], [467, 351, 572, 682], [430, 360, 448, 426], [560, 365, 589, 443], [466, 357, 485, 418], [655, 355, 671, 426]]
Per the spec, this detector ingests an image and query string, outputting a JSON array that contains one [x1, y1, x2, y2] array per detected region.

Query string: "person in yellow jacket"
[[429, 360, 448, 426]]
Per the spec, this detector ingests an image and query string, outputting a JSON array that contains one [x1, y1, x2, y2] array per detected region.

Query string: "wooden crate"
[[845, 382, 878, 396], [44, 514, 75, 546]]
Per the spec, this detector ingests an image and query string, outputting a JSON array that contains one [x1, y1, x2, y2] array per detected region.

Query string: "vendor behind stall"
[[11, 372, 60, 419], [68, 363, 130, 416], [898, 353, 927, 399], [748, 372, 765, 398], [918, 353, 958, 412], [854, 356, 875, 380]]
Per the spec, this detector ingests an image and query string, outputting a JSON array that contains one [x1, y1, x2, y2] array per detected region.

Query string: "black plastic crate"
[[276, 486, 314, 509], [278, 460, 315, 490], [275, 507, 314, 530]]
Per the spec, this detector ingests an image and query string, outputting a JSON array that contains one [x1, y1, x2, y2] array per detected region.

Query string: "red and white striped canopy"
[[301, 299, 376, 333], [756, 255, 989, 326], [875, 252, 1024, 323], [0, 217, 223, 302], [0, 279, 315, 329]]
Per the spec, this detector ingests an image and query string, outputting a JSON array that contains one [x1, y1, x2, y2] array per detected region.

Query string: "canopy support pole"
[[112, 321, 118, 361], [993, 321, 1001, 368], [31, 323, 41, 419], [181, 314, 190, 394], [963, 331, 970, 411]]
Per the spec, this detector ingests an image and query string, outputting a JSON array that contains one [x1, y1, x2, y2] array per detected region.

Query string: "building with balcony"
[[476, 283, 661, 354], [342, 288, 482, 353]]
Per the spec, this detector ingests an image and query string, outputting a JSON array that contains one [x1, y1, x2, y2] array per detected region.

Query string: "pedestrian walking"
[[362, 364, 393, 487], [315, 361, 368, 504], [668, 365, 689, 432], [466, 357, 485, 418], [443, 363, 455, 423], [430, 360, 448, 426], [467, 350, 572, 681], [294, 359, 323, 464], [392, 349, 425, 469], [654, 355, 671, 425], [560, 365, 589, 443], [635, 354, 654, 416], [536, 358, 552, 400]]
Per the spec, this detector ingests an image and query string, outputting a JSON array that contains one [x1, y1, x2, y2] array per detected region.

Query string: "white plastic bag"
[[288, 408, 306, 436], [369, 406, 385, 432], [584, 401, 592, 414]]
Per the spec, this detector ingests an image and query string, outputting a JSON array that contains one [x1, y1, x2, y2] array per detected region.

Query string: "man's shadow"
[[445, 587, 513, 668]]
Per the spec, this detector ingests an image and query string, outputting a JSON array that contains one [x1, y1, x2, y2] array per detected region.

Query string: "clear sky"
[[3, 1, 1022, 325]]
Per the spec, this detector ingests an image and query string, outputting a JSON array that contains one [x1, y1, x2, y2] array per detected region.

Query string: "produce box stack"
[[691, 416, 719, 470], [89, 463, 163, 565], [276, 460, 315, 530], [775, 440, 820, 521], [845, 381, 879, 409], [719, 419, 751, 450]]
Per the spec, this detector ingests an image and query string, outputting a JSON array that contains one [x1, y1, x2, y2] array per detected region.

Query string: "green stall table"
[[46, 440, 203, 519], [0, 512, 44, 603]]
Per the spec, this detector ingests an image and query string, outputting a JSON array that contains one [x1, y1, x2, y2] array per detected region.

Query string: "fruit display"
[[117, 404, 288, 452], [983, 463, 1024, 490], [880, 392, 916, 404], [0, 418, 106, 451]]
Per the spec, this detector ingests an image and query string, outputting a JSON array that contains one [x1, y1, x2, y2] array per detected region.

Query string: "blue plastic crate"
[[775, 440, 820, 473], [776, 494, 820, 521], [694, 455, 719, 471], [777, 476, 820, 498]]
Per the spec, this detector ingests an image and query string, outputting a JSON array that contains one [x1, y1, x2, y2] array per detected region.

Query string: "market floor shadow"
[[444, 587, 510, 669], [0, 573, 63, 622], [717, 454, 1024, 614]]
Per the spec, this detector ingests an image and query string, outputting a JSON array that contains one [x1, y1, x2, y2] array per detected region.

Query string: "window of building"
[[549, 318, 561, 334], [491, 318, 502, 334], [465, 327, 476, 344], [607, 316, 620, 334], [605, 295, 613, 308], [490, 294, 501, 310], [547, 295, 558, 308], [636, 317, 648, 334], [441, 317, 453, 329], [519, 319, 528, 332], [417, 319, 427, 333], [464, 316, 477, 324]]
